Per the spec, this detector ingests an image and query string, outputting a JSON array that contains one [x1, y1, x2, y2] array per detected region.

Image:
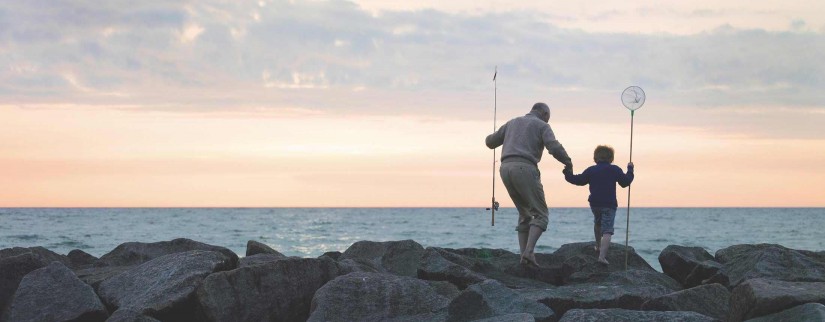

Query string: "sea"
[[1, 208, 823, 272]]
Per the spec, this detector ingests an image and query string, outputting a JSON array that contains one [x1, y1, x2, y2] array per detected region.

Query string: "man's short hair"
[[531, 102, 549, 113], [594, 145, 614, 163]]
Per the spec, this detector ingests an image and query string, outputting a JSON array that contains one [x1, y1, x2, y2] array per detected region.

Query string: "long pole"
[[491, 67, 497, 226], [624, 110, 635, 270]]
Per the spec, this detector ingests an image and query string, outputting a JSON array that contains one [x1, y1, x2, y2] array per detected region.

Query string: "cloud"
[[0, 0, 823, 130]]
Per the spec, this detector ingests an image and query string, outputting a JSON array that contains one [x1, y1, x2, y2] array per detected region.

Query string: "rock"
[[339, 240, 426, 277], [612, 269, 681, 289], [728, 278, 825, 321], [658, 245, 716, 287], [7, 262, 108, 322], [427, 281, 461, 300], [0, 253, 48, 315], [555, 242, 655, 284], [245, 240, 285, 257], [308, 272, 450, 322], [472, 313, 536, 322], [238, 253, 287, 267], [74, 266, 131, 292], [745, 303, 825, 322], [446, 279, 555, 322], [337, 258, 383, 275], [417, 247, 559, 289], [715, 244, 825, 287], [641, 284, 730, 320], [684, 260, 729, 288], [196, 257, 338, 322], [96, 238, 239, 268], [67, 249, 98, 269], [559, 308, 717, 322], [106, 309, 162, 322], [320, 251, 342, 261], [97, 250, 235, 321], [0, 246, 70, 267], [417, 248, 487, 289], [519, 270, 681, 316]]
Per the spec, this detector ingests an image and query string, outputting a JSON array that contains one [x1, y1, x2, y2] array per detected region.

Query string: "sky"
[[1, 0, 824, 207]]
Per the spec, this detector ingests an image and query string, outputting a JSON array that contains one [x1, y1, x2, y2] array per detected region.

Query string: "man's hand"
[[563, 164, 573, 174]]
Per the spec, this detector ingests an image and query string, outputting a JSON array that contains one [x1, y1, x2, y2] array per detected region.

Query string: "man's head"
[[530, 102, 550, 123], [594, 145, 615, 163]]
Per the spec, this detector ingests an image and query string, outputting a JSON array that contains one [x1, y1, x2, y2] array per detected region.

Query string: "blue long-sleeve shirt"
[[564, 162, 634, 209]]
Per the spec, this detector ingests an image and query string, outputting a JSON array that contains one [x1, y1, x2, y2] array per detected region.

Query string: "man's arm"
[[485, 122, 508, 149], [542, 126, 573, 167], [617, 163, 635, 188]]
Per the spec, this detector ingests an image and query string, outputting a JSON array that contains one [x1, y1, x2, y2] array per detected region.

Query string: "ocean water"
[[1, 208, 823, 271]]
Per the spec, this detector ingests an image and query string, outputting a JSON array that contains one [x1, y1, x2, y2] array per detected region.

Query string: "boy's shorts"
[[591, 207, 616, 235]]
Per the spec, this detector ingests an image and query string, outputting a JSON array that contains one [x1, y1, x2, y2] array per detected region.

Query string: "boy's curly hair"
[[594, 145, 614, 163]]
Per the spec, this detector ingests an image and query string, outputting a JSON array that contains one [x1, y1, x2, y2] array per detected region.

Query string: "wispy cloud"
[[0, 0, 823, 138]]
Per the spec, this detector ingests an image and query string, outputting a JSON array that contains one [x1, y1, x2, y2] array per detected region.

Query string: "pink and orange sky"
[[1, 1, 824, 207]]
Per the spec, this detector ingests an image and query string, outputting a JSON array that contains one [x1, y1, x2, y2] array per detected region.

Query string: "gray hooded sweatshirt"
[[485, 111, 572, 167]]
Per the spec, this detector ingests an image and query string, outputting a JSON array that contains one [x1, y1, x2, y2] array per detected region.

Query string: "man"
[[485, 102, 573, 266]]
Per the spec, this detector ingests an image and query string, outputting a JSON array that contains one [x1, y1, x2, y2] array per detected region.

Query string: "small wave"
[[9, 234, 40, 241], [47, 240, 92, 249]]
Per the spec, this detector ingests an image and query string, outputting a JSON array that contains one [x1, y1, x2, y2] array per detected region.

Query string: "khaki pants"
[[500, 161, 549, 232]]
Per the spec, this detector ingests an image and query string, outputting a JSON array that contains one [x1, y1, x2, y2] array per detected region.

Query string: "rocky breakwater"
[[0, 238, 822, 321]]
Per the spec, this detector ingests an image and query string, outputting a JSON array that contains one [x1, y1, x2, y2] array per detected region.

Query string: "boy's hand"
[[628, 162, 634, 168], [564, 164, 573, 173]]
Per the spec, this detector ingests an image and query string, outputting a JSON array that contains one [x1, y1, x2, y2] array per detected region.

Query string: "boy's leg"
[[597, 208, 617, 264], [592, 208, 602, 252], [598, 233, 612, 263]]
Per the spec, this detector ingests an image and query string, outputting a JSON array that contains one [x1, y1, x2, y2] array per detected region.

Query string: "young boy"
[[563, 145, 634, 265]]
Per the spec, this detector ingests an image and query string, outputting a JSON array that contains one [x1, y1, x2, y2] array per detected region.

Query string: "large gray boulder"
[[339, 240, 426, 277], [105, 308, 162, 322], [417, 247, 559, 289], [245, 240, 285, 257], [417, 248, 487, 289], [715, 244, 825, 287], [0, 246, 70, 267], [641, 284, 730, 320], [73, 266, 131, 292], [308, 272, 450, 322], [745, 303, 825, 322], [336, 258, 383, 275], [519, 269, 681, 316], [96, 238, 238, 268], [555, 242, 655, 284], [238, 253, 287, 268], [728, 278, 825, 321], [559, 308, 717, 322], [658, 245, 717, 287], [67, 249, 98, 269], [446, 279, 555, 322], [6, 262, 108, 322], [97, 250, 235, 321], [0, 253, 48, 315], [427, 280, 461, 300], [472, 313, 535, 322], [196, 257, 338, 322], [684, 259, 729, 288]]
